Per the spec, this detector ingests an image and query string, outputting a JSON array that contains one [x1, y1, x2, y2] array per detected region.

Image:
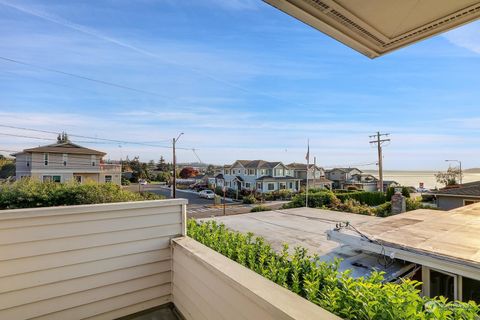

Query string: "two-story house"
[[13, 137, 121, 185], [286, 163, 332, 190], [325, 167, 363, 189], [215, 160, 301, 193]]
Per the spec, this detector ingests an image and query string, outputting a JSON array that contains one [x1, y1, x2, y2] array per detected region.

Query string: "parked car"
[[198, 189, 215, 199], [139, 179, 148, 185]]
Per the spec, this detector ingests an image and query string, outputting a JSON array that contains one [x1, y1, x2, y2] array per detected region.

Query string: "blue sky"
[[1, 0, 480, 169]]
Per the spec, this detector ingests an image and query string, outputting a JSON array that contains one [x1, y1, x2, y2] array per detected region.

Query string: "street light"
[[172, 133, 184, 198], [445, 159, 462, 185]]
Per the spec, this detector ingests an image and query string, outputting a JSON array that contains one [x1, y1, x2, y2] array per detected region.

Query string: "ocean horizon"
[[362, 170, 480, 189]]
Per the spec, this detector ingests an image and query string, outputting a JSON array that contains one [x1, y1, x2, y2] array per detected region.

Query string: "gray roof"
[[433, 181, 480, 197], [326, 167, 362, 173], [255, 175, 299, 181], [286, 163, 322, 171], [230, 160, 284, 169]]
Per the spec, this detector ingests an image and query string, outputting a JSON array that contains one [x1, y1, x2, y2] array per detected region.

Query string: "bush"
[[375, 201, 392, 217], [242, 194, 257, 204], [188, 220, 479, 320], [336, 191, 386, 206], [284, 191, 336, 209], [386, 186, 411, 200], [121, 177, 131, 185], [0, 179, 164, 210], [250, 205, 272, 212]]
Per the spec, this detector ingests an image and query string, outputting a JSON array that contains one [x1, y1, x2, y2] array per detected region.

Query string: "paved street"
[[125, 184, 287, 218]]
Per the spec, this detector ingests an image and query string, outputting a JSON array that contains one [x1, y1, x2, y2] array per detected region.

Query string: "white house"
[[216, 160, 301, 193]]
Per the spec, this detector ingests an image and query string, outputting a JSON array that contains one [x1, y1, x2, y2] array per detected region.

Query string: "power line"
[[0, 124, 191, 150], [0, 2, 311, 110], [0, 56, 172, 99]]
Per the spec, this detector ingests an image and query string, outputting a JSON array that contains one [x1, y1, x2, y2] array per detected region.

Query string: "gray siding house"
[[433, 181, 480, 210]]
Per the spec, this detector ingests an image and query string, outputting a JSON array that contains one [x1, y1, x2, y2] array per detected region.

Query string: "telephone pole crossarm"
[[369, 132, 390, 193]]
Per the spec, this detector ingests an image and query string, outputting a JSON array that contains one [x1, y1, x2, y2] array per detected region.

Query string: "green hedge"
[[336, 191, 386, 206], [0, 179, 163, 210], [283, 191, 337, 209], [250, 205, 272, 212], [188, 220, 479, 320]]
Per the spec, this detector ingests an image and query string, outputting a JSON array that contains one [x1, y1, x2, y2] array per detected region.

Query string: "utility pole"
[[313, 156, 317, 188], [369, 132, 390, 192], [172, 133, 184, 198]]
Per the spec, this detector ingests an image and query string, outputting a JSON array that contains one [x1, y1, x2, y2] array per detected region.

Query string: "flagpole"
[[306, 139, 309, 208]]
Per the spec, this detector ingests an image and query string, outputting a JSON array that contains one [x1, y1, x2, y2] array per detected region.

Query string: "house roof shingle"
[[17, 142, 106, 156], [433, 181, 480, 198]]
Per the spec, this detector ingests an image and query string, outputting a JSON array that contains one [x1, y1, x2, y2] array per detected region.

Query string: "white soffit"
[[264, 0, 480, 58]]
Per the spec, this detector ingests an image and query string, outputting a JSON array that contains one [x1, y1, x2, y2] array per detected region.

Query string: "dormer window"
[[63, 154, 68, 166], [44, 153, 49, 166]]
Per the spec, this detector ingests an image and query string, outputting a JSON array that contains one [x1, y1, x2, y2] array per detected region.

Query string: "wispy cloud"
[[443, 21, 480, 54]]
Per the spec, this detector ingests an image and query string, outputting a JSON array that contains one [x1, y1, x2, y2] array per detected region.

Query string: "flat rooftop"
[[205, 208, 413, 279], [349, 205, 480, 268]]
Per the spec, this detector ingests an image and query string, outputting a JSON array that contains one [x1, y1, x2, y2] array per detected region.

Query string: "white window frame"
[[44, 153, 49, 166], [91, 155, 96, 166], [422, 266, 459, 300], [63, 153, 68, 166], [105, 175, 112, 183], [268, 183, 275, 191]]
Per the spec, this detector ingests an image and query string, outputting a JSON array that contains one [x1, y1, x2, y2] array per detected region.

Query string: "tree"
[[0, 157, 15, 179], [206, 164, 215, 175], [157, 156, 168, 171], [435, 167, 462, 187], [179, 167, 198, 179], [156, 172, 171, 183]]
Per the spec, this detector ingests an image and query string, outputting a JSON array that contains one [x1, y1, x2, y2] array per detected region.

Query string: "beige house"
[[13, 140, 121, 185]]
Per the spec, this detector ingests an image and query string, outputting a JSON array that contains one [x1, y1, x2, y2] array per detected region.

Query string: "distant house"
[[287, 163, 332, 189], [13, 138, 121, 185], [325, 167, 363, 189], [216, 160, 301, 193], [432, 181, 480, 210]]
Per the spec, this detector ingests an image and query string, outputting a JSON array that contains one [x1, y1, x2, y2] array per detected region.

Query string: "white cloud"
[[443, 21, 480, 54]]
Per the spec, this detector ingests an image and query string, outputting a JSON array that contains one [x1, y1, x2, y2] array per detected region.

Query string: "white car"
[[139, 179, 148, 186], [198, 190, 215, 199]]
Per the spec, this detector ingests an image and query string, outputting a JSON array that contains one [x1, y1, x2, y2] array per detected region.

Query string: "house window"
[[44, 153, 49, 166], [91, 155, 96, 166], [268, 183, 275, 191], [256, 182, 262, 189], [279, 182, 286, 189], [105, 175, 112, 183], [43, 175, 61, 183], [74, 175, 82, 183], [63, 154, 68, 166], [462, 277, 480, 303], [249, 169, 255, 175], [289, 182, 293, 189], [26, 156, 31, 167], [245, 182, 251, 188]]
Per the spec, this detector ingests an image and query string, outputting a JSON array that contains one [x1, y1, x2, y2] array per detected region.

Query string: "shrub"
[[336, 191, 386, 206], [121, 177, 131, 185], [284, 191, 337, 209], [188, 220, 479, 320], [0, 179, 164, 210], [375, 201, 392, 217], [386, 186, 411, 200], [242, 194, 257, 204], [250, 205, 272, 212]]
